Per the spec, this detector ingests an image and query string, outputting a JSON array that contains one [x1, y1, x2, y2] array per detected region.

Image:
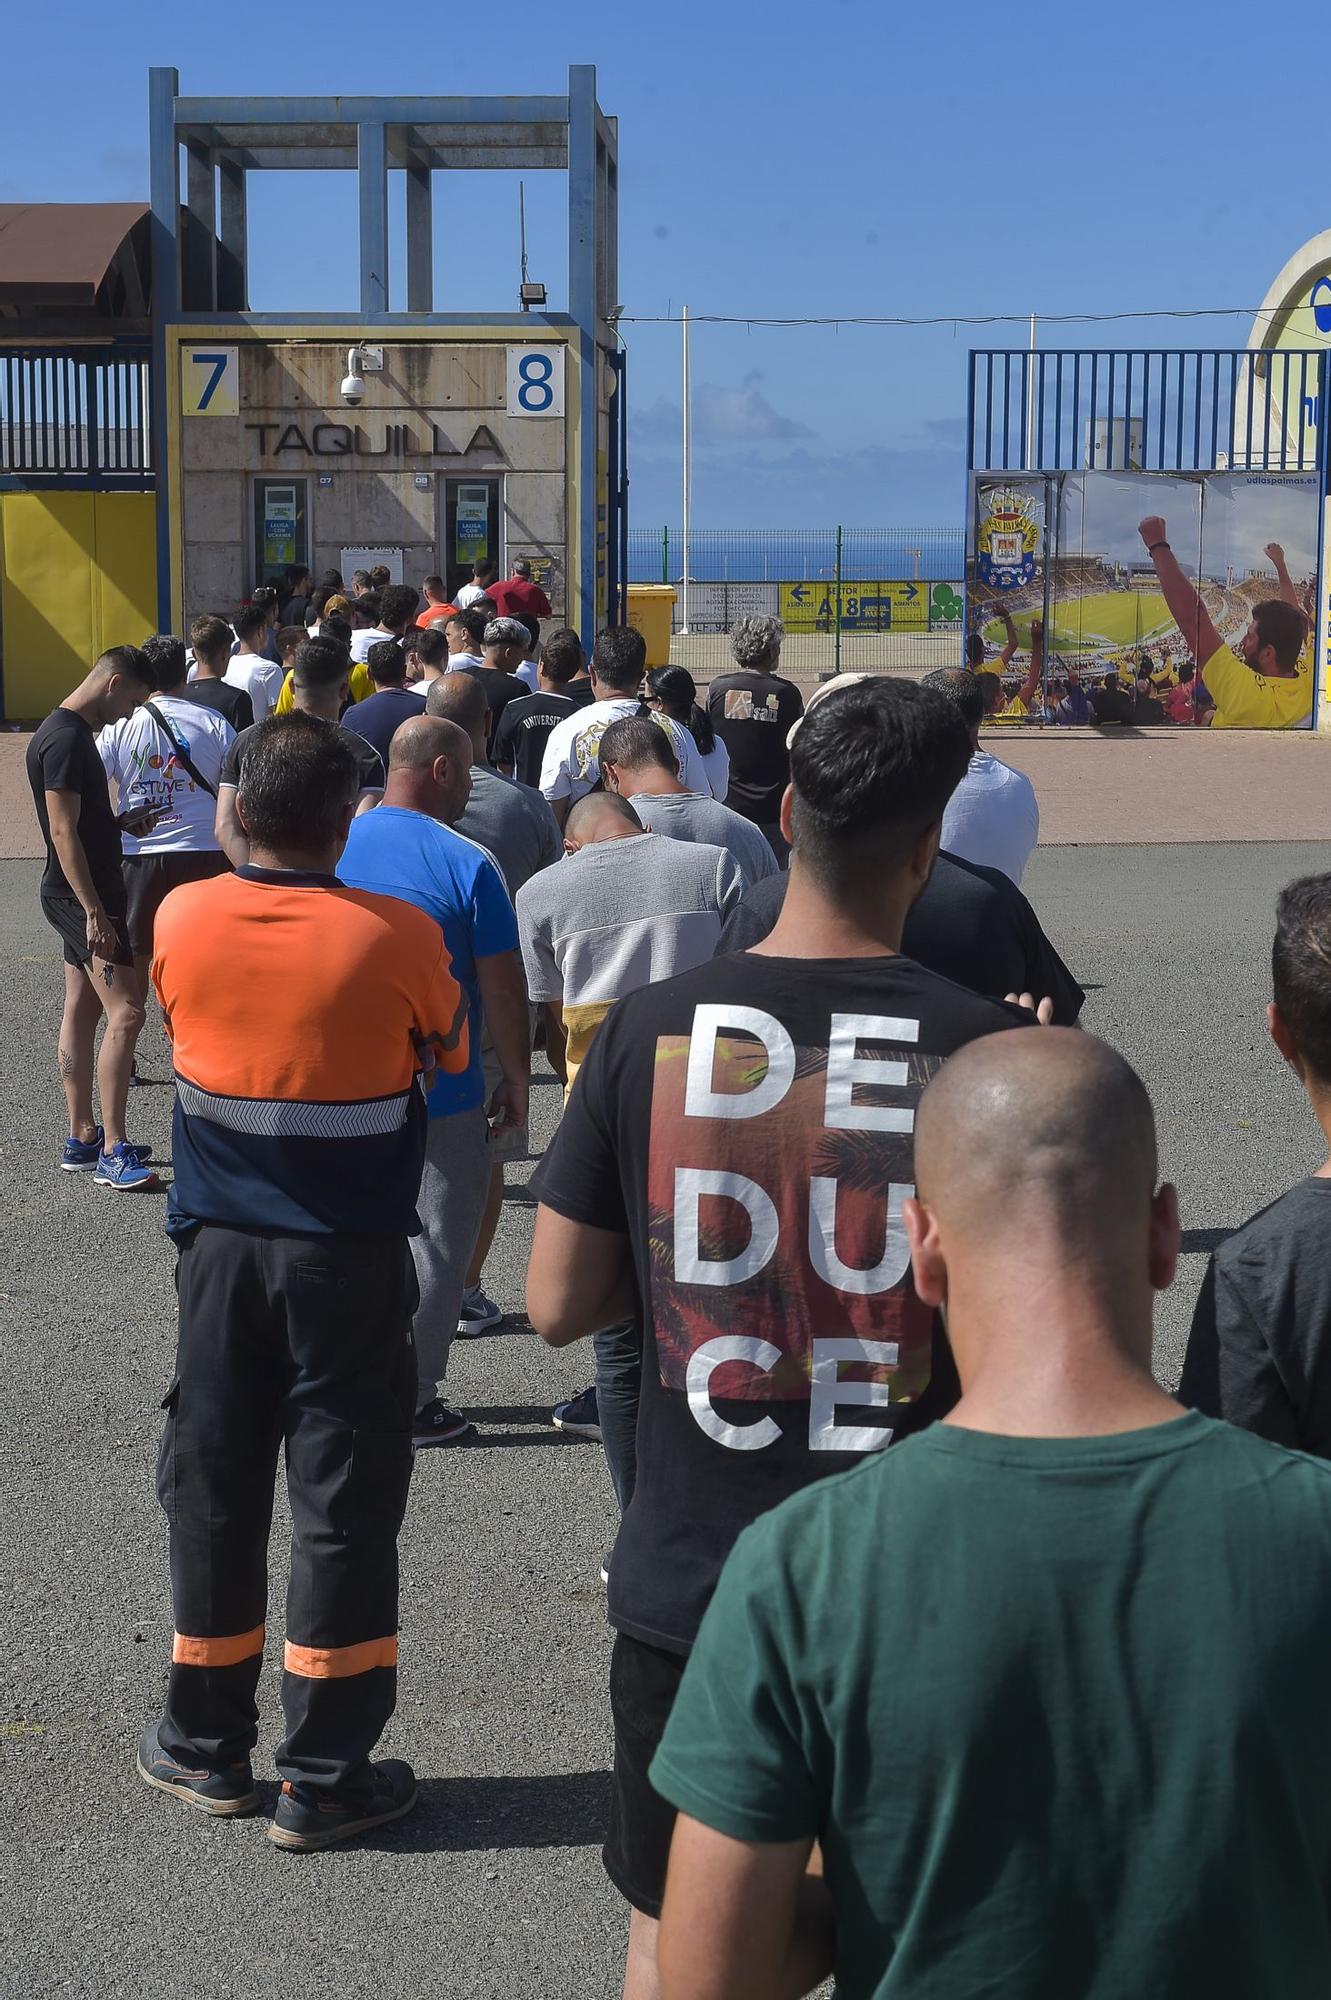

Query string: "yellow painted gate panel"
[[1, 492, 157, 719]]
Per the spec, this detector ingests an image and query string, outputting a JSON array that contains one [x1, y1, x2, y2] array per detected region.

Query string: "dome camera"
[[340, 347, 367, 406]]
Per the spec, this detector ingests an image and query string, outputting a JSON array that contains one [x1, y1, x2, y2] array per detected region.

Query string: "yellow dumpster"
[[625, 584, 676, 668]]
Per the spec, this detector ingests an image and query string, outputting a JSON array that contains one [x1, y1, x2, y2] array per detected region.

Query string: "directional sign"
[[182, 345, 238, 417], [780, 580, 933, 633], [684, 581, 780, 629]]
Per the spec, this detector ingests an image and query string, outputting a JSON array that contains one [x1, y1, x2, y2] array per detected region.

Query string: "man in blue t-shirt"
[[340, 713, 530, 1447]]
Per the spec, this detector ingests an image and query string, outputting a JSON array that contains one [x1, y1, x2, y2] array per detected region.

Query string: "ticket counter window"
[[444, 479, 500, 600], [253, 478, 309, 590]]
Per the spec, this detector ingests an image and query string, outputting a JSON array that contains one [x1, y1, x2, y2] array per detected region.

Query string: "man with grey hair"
[[478, 617, 536, 741], [705, 614, 803, 864], [920, 665, 1039, 887]]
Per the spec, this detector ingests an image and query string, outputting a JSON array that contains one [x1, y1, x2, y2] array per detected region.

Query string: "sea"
[[626, 528, 965, 584]]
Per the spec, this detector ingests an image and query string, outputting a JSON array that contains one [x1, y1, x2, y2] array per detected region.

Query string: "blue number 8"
[[518, 351, 555, 411]]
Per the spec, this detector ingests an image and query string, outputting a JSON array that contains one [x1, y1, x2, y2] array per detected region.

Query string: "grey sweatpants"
[[410, 1107, 491, 1411]]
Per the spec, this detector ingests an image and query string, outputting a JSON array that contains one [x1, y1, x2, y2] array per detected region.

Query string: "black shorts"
[[40, 892, 133, 970], [603, 1631, 687, 1918], [123, 851, 230, 957]]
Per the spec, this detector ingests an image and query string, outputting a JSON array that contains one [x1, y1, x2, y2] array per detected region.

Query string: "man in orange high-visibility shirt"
[[137, 710, 468, 1852]]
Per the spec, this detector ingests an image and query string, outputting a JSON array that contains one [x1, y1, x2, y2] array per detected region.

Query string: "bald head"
[[388, 712, 470, 774], [383, 712, 473, 824], [915, 1030, 1157, 1240], [426, 671, 488, 742], [564, 792, 644, 849], [907, 1029, 1180, 1424]]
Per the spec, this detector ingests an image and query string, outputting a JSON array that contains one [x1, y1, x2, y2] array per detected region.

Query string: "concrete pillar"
[[217, 157, 247, 311], [406, 155, 433, 313], [358, 122, 389, 315]]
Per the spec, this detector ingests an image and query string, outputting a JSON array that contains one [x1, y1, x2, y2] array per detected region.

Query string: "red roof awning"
[[0, 203, 149, 305]]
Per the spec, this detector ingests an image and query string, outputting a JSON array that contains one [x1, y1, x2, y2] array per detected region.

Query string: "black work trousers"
[[156, 1223, 417, 1800]]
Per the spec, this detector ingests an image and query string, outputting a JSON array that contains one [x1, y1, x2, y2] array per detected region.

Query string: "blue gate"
[[964, 348, 1330, 729]]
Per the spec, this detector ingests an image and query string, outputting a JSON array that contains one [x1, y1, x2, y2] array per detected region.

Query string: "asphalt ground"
[[4, 840, 1331, 1998]]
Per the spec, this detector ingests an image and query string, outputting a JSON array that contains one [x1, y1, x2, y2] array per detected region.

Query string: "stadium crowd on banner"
[[26, 551, 1331, 1998]]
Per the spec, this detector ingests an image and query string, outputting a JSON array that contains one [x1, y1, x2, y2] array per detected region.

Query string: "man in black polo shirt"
[[26, 644, 161, 1189], [492, 627, 594, 785]]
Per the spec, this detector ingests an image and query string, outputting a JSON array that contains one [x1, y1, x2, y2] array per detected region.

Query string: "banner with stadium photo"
[[1046, 470, 1317, 729]]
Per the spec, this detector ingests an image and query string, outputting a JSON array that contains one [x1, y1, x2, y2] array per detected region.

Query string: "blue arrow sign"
[[789, 582, 810, 604], [900, 582, 919, 602]]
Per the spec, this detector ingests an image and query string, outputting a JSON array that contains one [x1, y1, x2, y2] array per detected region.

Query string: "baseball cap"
[[785, 672, 871, 749]]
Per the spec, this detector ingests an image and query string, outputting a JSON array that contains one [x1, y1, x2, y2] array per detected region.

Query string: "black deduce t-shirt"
[[1180, 1179, 1331, 1455], [717, 853, 1085, 1025], [26, 707, 125, 908], [220, 721, 385, 796], [531, 950, 1030, 1653], [706, 671, 805, 825]]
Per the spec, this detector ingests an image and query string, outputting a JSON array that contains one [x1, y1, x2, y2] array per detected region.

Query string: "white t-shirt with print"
[[538, 696, 705, 804], [223, 653, 284, 721], [351, 624, 398, 664], [98, 695, 235, 856]]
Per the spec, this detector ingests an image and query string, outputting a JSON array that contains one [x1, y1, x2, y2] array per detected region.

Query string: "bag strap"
[[144, 699, 218, 799]]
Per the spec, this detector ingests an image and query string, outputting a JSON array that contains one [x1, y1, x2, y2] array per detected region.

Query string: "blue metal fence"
[[968, 347, 1325, 474], [965, 346, 1330, 729], [0, 346, 154, 488]]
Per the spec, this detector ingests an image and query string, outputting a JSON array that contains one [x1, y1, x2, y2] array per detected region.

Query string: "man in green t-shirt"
[[651, 1029, 1331, 2000]]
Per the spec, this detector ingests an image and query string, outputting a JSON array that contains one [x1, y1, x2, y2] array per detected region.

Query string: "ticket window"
[[253, 477, 309, 591], [443, 478, 501, 600]]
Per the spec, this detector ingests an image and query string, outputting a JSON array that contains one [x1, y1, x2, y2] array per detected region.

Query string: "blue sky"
[[5, 0, 1328, 528]]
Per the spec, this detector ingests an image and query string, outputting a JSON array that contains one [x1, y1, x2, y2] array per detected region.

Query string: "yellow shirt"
[[274, 662, 375, 713], [1200, 644, 1312, 730], [989, 695, 1028, 724]]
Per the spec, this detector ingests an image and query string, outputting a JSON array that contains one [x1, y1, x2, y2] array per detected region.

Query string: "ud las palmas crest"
[[977, 486, 1040, 592]]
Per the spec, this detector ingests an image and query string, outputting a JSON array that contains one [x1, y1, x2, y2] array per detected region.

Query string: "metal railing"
[[964, 347, 1328, 727], [0, 346, 154, 487], [968, 347, 1325, 475], [626, 526, 966, 678]]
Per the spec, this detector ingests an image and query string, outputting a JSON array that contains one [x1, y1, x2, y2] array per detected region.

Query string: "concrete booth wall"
[[174, 331, 569, 626]]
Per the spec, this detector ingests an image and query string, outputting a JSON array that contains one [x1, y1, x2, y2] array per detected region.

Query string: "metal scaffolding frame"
[[147, 66, 620, 634]]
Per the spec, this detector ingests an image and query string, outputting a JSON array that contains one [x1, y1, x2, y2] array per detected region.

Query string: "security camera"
[[340, 347, 367, 406]]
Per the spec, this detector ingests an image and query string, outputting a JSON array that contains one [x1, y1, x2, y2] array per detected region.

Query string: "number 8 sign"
[[506, 345, 565, 419]]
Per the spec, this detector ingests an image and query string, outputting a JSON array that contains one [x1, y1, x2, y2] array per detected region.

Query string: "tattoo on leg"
[[101, 962, 115, 987], [58, 1048, 78, 1079]]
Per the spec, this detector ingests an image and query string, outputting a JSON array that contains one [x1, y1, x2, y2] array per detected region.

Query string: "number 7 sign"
[[182, 346, 239, 417]]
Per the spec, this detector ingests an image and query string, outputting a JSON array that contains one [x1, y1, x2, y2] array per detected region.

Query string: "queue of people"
[[26, 578, 1331, 1999]]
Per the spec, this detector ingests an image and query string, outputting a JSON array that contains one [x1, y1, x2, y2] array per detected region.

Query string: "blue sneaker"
[[62, 1127, 152, 1173], [61, 1131, 103, 1173], [93, 1142, 160, 1191]]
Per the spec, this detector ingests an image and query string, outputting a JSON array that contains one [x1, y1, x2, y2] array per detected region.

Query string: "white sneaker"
[[456, 1286, 504, 1336]]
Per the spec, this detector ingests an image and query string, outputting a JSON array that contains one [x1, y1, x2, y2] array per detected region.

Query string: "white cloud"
[[632, 379, 812, 446]]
